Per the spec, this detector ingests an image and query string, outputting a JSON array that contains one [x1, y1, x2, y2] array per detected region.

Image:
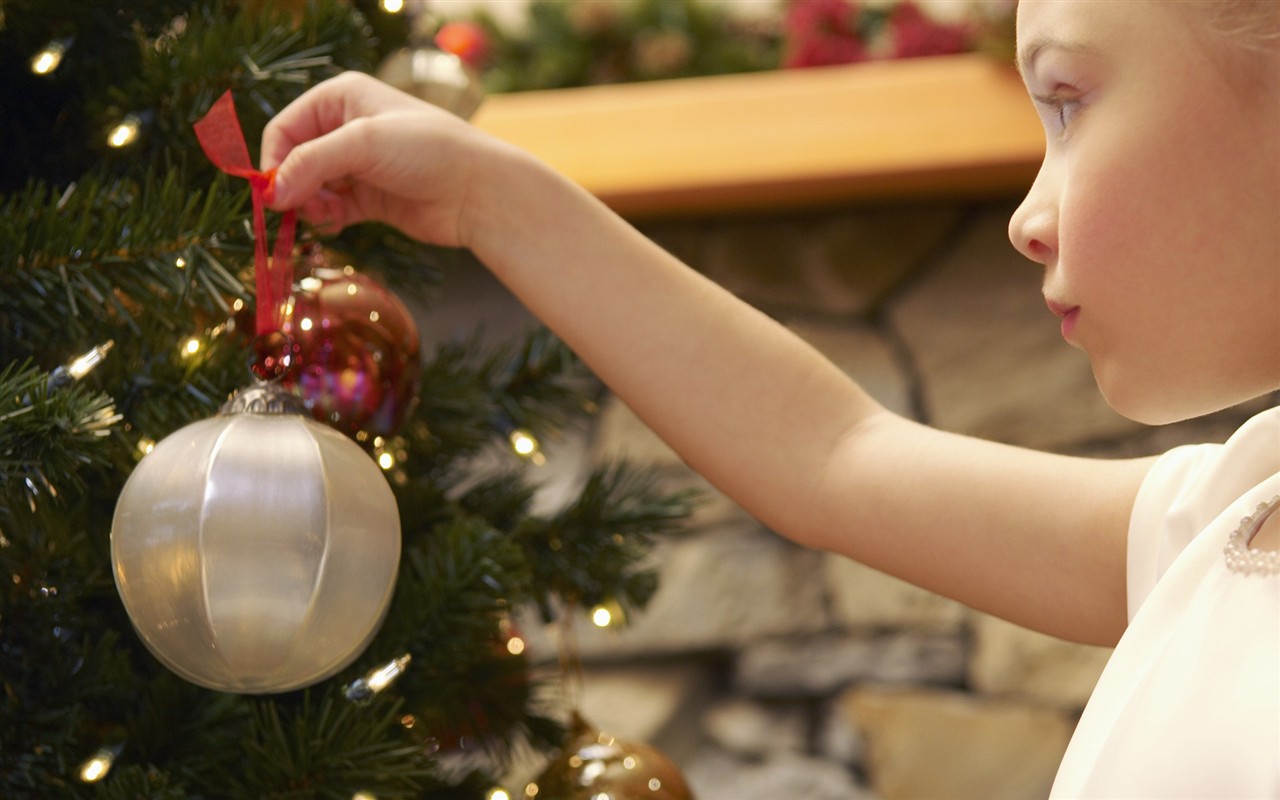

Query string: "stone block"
[[735, 631, 966, 697], [700, 205, 963, 317], [825, 553, 967, 631], [887, 205, 1141, 451], [577, 661, 715, 754], [817, 696, 866, 765], [683, 747, 877, 800], [701, 698, 809, 758], [841, 685, 1075, 800], [969, 612, 1112, 710], [520, 524, 831, 662]]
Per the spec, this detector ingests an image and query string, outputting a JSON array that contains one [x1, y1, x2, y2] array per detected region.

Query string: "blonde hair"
[[1175, 0, 1279, 95], [1195, 0, 1280, 52]]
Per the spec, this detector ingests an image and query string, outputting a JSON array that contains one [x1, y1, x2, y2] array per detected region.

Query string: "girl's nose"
[[1008, 159, 1059, 266]]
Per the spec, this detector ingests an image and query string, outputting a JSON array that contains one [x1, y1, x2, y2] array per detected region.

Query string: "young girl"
[[261, 0, 1279, 795]]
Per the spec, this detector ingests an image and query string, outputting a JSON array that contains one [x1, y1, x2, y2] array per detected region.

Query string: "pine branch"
[[363, 516, 538, 767], [232, 691, 435, 799], [521, 462, 699, 615], [92, 766, 189, 800], [374, 517, 532, 666], [121, 673, 250, 790], [401, 329, 596, 483], [0, 360, 120, 515], [0, 171, 250, 363]]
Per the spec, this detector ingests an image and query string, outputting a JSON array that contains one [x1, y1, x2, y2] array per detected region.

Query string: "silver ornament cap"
[[376, 46, 485, 120], [111, 382, 401, 694]]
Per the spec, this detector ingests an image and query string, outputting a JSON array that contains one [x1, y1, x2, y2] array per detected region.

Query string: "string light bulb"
[[344, 653, 411, 702], [591, 600, 625, 629], [107, 115, 141, 148], [508, 429, 545, 464], [78, 746, 119, 783], [380, 0, 405, 12], [47, 340, 114, 392], [30, 38, 70, 75], [506, 633, 526, 656]]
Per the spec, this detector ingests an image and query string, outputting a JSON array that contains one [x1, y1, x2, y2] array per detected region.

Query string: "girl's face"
[[1008, 0, 1280, 425]]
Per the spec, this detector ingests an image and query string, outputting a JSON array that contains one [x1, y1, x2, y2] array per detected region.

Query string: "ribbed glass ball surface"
[[111, 407, 401, 694]]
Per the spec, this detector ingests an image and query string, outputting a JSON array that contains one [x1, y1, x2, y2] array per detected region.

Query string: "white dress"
[[1050, 405, 1280, 798]]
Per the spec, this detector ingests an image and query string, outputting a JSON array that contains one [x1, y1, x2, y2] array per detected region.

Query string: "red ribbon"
[[193, 91, 297, 336]]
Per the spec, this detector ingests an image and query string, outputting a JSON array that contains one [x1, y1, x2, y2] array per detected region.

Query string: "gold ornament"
[[524, 713, 695, 800]]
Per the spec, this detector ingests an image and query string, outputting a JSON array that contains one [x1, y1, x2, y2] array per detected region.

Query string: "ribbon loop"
[[194, 90, 297, 336]]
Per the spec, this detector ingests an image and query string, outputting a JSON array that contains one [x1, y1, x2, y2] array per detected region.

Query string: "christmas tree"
[[0, 1, 693, 796]]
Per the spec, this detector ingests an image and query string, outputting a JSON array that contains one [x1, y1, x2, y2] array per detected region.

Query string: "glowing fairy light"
[[344, 654, 411, 702], [367, 654, 409, 691], [107, 115, 141, 148], [30, 40, 67, 75], [381, 0, 405, 12], [300, 317, 314, 332], [506, 634, 526, 656], [78, 747, 117, 782], [486, 789, 511, 800], [181, 337, 201, 357], [65, 340, 113, 381], [378, 452, 395, 470], [509, 429, 540, 457], [591, 600, 625, 629], [591, 606, 613, 628], [353, 793, 377, 800], [137, 437, 156, 457], [174, 256, 186, 269]]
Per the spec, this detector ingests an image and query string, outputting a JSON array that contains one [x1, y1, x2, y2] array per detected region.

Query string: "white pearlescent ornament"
[[111, 382, 401, 694]]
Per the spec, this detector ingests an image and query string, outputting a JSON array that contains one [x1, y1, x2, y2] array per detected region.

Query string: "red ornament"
[[435, 21, 490, 70], [281, 249, 421, 438]]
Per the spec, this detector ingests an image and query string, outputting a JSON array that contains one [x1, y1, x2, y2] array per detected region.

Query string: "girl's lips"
[[1046, 299, 1081, 339]]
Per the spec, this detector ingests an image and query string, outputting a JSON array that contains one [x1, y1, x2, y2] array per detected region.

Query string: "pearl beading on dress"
[[1223, 494, 1280, 576]]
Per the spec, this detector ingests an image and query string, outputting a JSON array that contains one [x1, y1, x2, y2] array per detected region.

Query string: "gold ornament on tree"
[[524, 712, 695, 800], [521, 605, 695, 800]]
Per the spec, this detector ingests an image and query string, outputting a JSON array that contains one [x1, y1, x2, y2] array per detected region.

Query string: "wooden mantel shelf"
[[472, 53, 1045, 219]]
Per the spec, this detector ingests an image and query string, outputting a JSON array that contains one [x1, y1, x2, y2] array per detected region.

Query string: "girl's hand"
[[260, 71, 510, 248]]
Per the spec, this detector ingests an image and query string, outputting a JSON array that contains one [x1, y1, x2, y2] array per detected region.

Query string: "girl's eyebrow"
[[1016, 37, 1100, 81]]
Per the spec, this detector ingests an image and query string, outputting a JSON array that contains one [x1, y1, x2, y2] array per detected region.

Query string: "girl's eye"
[[1033, 93, 1082, 136]]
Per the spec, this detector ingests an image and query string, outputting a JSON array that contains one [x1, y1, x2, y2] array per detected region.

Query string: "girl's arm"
[[264, 73, 1155, 647]]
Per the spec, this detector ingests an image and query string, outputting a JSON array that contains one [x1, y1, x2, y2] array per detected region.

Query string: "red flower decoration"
[[890, 1, 971, 59], [782, 0, 867, 69], [435, 21, 490, 69]]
